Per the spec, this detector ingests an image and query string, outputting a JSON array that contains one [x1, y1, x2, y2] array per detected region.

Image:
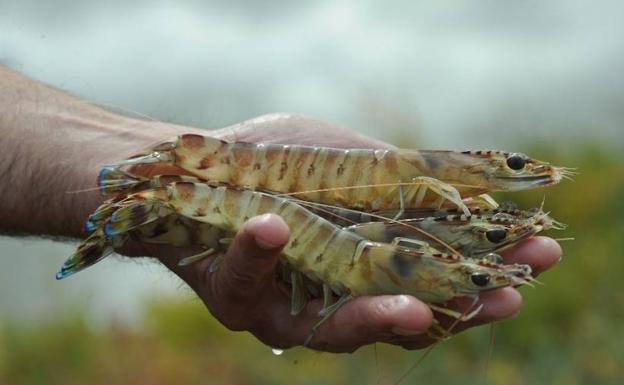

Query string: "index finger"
[[500, 236, 562, 275]]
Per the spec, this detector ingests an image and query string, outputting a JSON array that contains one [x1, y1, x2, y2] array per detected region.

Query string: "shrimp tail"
[[103, 201, 166, 236], [98, 166, 147, 195], [56, 232, 116, 280], [84, 201, 118, 234]]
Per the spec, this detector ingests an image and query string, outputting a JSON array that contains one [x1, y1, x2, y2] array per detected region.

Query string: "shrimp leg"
[[178, 248, 217, 266], [304, 294, 354, 347], [291, 271, 309, 315]]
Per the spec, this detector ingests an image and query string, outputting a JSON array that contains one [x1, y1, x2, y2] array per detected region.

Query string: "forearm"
[[0, 66, 189, 237]]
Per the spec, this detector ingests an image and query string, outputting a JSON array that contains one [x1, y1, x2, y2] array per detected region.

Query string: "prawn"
[[102, 135, 571, 216], [92, 171, 559, 260], [58, 181, 533, 330], [344, 207, 559, 258]]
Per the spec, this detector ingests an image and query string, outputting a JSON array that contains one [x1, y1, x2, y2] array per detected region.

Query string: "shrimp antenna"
[[394, 297, 481, 385], [373, 343, 382, 385], [482, 322, 496, 385], [552, 237, 575, 242], [65, 186, 105, 194], [289, 198, 462, 256], [276, 180, 489, 198]]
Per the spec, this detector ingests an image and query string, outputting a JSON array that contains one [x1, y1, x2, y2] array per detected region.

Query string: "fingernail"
[[391, 327, 425, 336], [255, 235, 281, 250], [246, 214, 287, 250]]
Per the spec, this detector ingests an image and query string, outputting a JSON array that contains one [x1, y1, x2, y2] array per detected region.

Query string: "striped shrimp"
[[89, 170, 560, 263], [103, 134, 571, 216], [59, 181, 533, 334], [83, 174, 211, 234], [299, 200, 563, 256], [57, 212, 233, 280], [309, 199, 561, 226], [344, 208, 557, 259], [91, 170, 558, 260]]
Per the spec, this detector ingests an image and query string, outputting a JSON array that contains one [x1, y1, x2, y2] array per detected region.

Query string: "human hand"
[[132, 113, 562, 353], [0, 66, 560, 352]]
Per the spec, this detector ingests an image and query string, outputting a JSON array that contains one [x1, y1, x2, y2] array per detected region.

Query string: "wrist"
[[67, 117, 200, 237], [0, 66, 206, 238]]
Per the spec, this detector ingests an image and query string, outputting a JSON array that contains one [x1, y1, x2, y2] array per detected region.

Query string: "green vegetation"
[[1, 143, 622, 385]]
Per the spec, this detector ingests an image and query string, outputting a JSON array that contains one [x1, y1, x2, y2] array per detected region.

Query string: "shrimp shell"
[[92, 182, 532, 302], [105, 135, 566, 213]]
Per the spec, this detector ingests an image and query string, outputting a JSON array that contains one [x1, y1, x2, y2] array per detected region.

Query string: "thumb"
[[214, 213, 290, 303]]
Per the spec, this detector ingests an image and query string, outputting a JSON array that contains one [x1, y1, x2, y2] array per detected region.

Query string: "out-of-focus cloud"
[[1, 0, 622, 148]]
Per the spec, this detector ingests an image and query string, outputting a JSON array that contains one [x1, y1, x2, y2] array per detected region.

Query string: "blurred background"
[[1, 1, 623, 384]]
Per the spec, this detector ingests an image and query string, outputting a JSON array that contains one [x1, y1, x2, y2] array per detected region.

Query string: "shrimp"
[[58, 181, 533, 329], [84, 173, 208, 234], [88, 170, 559, 263], [90, 170, 555, 259], [308, 199, 560, 225], [344, 207, 558, 258], [103, 135, 570, 216]]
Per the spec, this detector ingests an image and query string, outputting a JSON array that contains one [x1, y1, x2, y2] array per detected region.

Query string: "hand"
[[0, 67, 560, 352], [134, 113, 562, 353]]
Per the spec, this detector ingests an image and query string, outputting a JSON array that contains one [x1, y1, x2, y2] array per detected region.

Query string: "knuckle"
[[221, 273, 269, 304]]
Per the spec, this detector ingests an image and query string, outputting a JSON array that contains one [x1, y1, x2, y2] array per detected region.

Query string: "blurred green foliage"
[[0, 143, 622, 385]]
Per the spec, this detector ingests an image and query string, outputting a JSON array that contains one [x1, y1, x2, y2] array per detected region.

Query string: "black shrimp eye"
[[485, 229, 507, 243], [506, 154, 526, 170], [471, 272, 491, 287]]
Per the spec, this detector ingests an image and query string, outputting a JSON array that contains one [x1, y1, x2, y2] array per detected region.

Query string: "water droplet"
[[271, 348, 284, 356]]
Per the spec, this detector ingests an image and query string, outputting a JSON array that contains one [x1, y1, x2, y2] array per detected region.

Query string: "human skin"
[[0, 66, 562, 353]]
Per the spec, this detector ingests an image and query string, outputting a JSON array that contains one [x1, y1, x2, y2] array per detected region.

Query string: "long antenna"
[[482, 322, 496, 385], [393, 297, 481, 385]]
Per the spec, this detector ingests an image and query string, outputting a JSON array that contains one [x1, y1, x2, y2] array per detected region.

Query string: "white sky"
[[2, 0, 622, 148]]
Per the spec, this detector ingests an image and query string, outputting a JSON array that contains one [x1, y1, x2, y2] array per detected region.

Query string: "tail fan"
[[104, 201, 165, 236], [98, 167, 147, 195], [84, 200, 118, 234], [56, 232, 118, 280]]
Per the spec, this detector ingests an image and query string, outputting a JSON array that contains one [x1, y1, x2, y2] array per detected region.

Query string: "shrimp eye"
[[506, 154, 526, 170], [471, 272, 491, 287], [483, 253, 504, 265], [485, 229, 507, 243]]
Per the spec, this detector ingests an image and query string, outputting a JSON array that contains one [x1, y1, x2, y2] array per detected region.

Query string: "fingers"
[[160, 218, 560, 353], [422, 237, 559, 332], [432, 237, 561, 335], [440, 288, 523, 334], [279, 295, 433, 353], [472, 287, 523, 322], [501, 236, 562, 275], [205, 214, 290, 330], [387, 288, 523, 350], [214, 214, 290, 298], [389, 237, 561, 349], [461, 236, 560, 326], [447, 236, 560, 328]]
